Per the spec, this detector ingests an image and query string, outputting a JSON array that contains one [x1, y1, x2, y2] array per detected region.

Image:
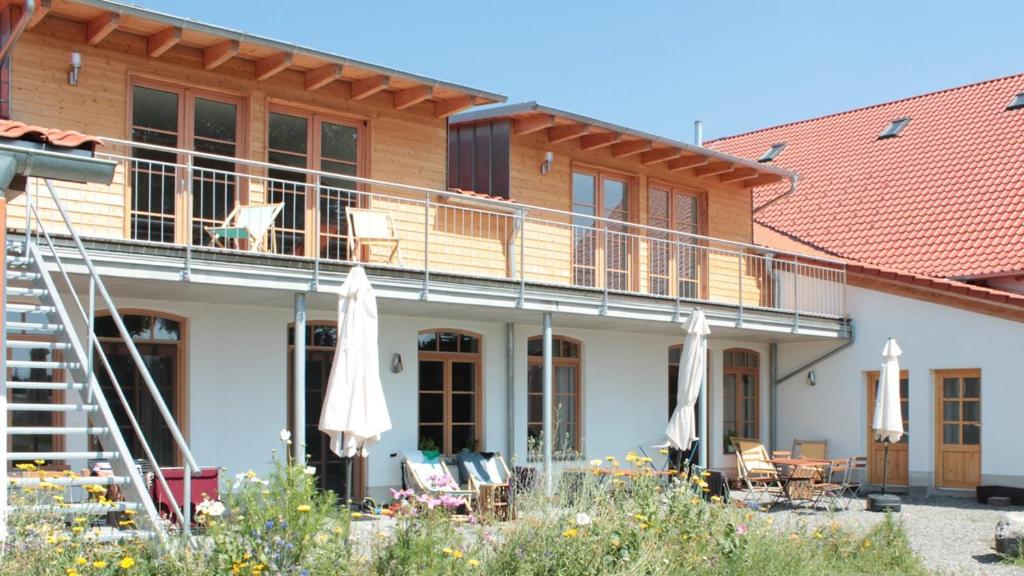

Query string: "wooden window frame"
[[95, 309, 188, 466], [527, 335, 583, 456], [722, 348, 759, 453], [647, 181, 708, 299], [416, 329, 484, 455], [570, 163, 639, 292], [934, 368, 982, 489], [265, 103, 370, 258], [126, 78, 249, 245]]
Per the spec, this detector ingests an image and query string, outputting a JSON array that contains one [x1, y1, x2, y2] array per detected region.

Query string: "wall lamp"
[[391, 353, 404, 374], [540, 151, 554, 175], [68, 52, 82, 86], [807, 370, 817, 386]]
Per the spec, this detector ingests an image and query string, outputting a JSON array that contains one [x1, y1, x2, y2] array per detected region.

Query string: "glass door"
[[935, 371, 981, 488], [571, 170, 632, 290]]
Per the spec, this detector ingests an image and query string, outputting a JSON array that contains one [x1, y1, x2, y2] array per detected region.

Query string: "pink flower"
[[735, 524, 748, 535], [390, 488, 415, 500]]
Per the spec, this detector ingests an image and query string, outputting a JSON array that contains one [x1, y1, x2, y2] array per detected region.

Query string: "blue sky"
[[139, 0, 1024, 141]]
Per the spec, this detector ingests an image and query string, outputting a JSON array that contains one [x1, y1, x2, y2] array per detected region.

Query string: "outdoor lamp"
[[391, 353, 404, 374], [541, 151, 554, 175], [807, 370, 816, 386], [69, 52, 82, 86]]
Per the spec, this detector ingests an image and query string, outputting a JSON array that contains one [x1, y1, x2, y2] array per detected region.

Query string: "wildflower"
[[788, 534, 800, 542], [710, 495, 722, 503], [605, 456, 616, 462], [562, 527, 578, 538], [93, 561, 108, 568], [196, 499, 225, 517], [75, 557, 87, 565], [71, 526, 83, 535], [659, 448, 669, 455], [452, 550, 464, 559], [297, 504, 312, 513], [575, 512, 592, 526], [66, 570, 79, 576], [862, 539, 871, 549], [280, 429, 292, 443], [303, 466, 316, 476], [119, 557, 136, 569], [349, 511, 361, 518], [467, 559, 480, 567], [814, 531, 823, 539], [442, 547, 454, 556], [15, 463, 36, 471], [390, 487, 415, 500], [626, 451, 639, 463], [589, 459, 602, 467], [34, 459, 46, 465], [734, 523, 748, 535], [701, 470, 711, 477]]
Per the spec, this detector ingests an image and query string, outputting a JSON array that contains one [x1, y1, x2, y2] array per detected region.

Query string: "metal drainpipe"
[[293, 293, 307, 464], [0, 0, 35, 63], [505, 322, 515, 460], [694, 120, 704, 146]]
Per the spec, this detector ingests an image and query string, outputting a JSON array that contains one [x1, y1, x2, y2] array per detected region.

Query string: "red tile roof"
[[709, 73, 1024, 280], [0, 120, 103, 150]]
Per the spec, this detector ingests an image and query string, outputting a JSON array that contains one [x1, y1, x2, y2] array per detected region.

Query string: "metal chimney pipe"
[[694, 120, 704, 146]]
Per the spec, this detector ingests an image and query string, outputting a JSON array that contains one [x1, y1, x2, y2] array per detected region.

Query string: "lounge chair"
[[456, 452, 513, 519], [346, 208, 403, 265], [731, 437, 783, 506], [792, 439, 828, 460], [205, 202, 284, 253], [400, 450, 475, 512]]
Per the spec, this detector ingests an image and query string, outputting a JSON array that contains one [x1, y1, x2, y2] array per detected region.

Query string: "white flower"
[[303, 466, 316, 476], [196, 498, 225, 517], [279, 429, 292, 443], [576, 512, 592, 526]]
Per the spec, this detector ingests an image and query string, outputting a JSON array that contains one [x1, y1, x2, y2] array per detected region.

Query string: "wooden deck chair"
[[205, 202, 284, 253], [401, 451, 474, 512], [346, 208, 403, 265], [792, 439, 828, 461], [456, 452, 514, 520], [731, 437, 783, 506]]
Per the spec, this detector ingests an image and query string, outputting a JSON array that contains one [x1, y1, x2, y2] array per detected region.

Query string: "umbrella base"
[[866, 493, 902, 513]]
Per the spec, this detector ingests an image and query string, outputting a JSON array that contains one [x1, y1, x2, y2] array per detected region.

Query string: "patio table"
[[768, 457, 830, 505]]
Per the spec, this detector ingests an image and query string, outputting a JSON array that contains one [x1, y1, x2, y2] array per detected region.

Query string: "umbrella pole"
[[881, 441, 890, 496]]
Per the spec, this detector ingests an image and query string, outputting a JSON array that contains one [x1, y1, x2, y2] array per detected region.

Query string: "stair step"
[[8, 451, 118, 461], [9, 426, 109, 435], [6, 286, 48, 298], [9, 475, 128, 487], [6, 321, 63, 334], [6, 240, 25, 254], [6, 270, 41, 282], [7, 339, 70, 350], [9, 502, 142, 514], [6, 303, 56, 315], [8, 359, 80, 370], [9, 403, 98, 413], [6, 381, 86, 391], [6, 256, 34, 267]]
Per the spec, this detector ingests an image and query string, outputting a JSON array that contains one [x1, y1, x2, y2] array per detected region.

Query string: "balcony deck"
[[14, 138, 849, 339]]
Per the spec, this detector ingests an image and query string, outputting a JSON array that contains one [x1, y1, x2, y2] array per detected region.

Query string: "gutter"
[[0, 143, 116, 188], [0, 0, 34, 62]]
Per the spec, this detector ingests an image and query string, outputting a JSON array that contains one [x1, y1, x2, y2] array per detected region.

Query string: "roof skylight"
[[758, 142, 786, 163], [1007, 93, 1024, 110], [878, 117, 910, 139]]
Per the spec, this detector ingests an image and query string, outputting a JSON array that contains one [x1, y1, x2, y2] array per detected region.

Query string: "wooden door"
[[935, 370, 981, 489], [866, 371, 909, 485]]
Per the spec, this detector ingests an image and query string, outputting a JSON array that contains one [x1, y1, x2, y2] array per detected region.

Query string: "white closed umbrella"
[[319, 267, 392, 469], [666, 310, 710, 454], [872, 337, 904, 494]]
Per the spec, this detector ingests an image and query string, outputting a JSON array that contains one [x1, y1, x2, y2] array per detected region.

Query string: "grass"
[[1, 445, 932, 575]]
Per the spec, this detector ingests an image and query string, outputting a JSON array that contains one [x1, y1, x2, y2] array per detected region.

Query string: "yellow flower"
[[297, 504, 312, 513], [710, 495, 722, 503], [452, 550, 464, 559], [659, 448, 669, 455], [71, 526, 83, 535], [93, 561, 107, 568], [75, 557, 87, 565], [442, 547, 454, 556], [862, 540, 871, 548], [701, 470, 711, 477], [350, 512, 363, 518], [15, 463, 36, 471], [605, 456, 616, 462], [34, 459, 46, 465], [562, 528, 578, 538], [467, 559, 480, 567], [813, 531, 823, 539], [66, 570, 79, 576], [626, 451, 639, 463], [119, 557, 136, 569]]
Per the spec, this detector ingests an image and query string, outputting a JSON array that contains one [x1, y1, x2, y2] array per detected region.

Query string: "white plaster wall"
[[776, 285, 1024, 488]]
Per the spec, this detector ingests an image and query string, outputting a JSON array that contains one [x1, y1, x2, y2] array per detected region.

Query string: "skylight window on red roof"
[[758, 142, 787, 163], [878, 117, 910, 139], [1007, 93, 1024, 110]]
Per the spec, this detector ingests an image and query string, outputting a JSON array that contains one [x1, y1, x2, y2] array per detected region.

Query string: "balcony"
[[33, 138, 846, 322]]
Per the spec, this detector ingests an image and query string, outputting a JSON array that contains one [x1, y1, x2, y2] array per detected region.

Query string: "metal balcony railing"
[[78, 138, 846, 319]]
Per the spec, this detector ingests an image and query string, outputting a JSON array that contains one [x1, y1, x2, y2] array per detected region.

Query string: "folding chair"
[[813, 458, 852, 511], [731, 437, 783, 506], [456, 452, 513, 520], [205, 202, 284, 253], [400, 451, 474, 512], [346, 208, 403, 265], [792, 439, 828, 460]]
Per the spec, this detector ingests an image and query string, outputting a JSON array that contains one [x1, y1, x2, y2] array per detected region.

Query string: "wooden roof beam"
[[547, 124, 590, 144], [27, 0, 50, 30], [668, 154, 707, 172], [435, 95, 477, 118], [719, 168, 759, 184], [394, 85, 433, 110], [513, 114, 556, 136], [255, 52, 292, 81], [350, 75, 390, 101], [579, 132, 622, 151], [640, 147, 682, 165], [304, 64, 343, 91], [85, 11, 118, 46], [743, 173, 785, 188], [203, 39, 239, 70], [147, 27, 181, 58], [610, 139, 653, 158], [695, 161, 734, 178]]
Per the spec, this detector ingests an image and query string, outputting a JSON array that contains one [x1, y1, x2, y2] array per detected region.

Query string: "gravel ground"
[[735, 490, 1024, 575]]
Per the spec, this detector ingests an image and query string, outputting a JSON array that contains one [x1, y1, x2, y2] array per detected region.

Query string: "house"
[[709, 73, 1024, 492]]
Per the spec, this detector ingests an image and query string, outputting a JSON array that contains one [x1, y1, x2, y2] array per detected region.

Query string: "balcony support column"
[[293, 292, 307, 463]]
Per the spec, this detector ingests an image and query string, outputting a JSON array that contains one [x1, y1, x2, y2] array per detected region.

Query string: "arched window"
[[527, 336, 581, 456], [287, 322, 364, 498], [723, 348, 759, 453], [94, 312, 185, 466], [417, 330, 482, 454]]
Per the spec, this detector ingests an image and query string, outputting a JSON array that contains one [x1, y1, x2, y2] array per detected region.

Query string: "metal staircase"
[[3, 178, 198, 541]]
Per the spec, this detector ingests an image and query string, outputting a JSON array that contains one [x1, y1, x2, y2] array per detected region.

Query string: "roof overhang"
[[20, 0, 505, 115], [451, 102, 797, 186]]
